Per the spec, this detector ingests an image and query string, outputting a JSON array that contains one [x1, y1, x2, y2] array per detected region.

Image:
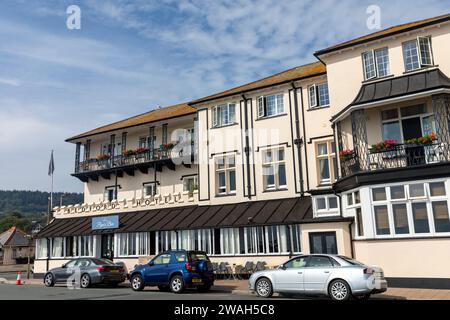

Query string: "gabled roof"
[[315, 13, 450, 57], [0, 226, 29, 247], [66, 103, 196, 142], [190, 62, 326, 105]]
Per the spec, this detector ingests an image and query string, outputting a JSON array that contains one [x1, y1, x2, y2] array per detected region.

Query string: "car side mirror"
[[279, 264, 286, 270], [148, 260, 154, 266], [61, 263, 66, 268]]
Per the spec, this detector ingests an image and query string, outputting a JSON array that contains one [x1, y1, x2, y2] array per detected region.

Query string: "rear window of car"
[[188, 252, 209, 261], [91, 258, 114, 265], [338, 256, 364, 266]]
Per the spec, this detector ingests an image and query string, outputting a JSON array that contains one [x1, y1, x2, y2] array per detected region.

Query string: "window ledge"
[[215, 193, 237, 198], [403, 65, 439, 75], [307, 105, 330, 112], [256, 113, 287, 121], [362, 74, 395, 84], [211, 122, 239, 129], [263, 188, 288, 193]]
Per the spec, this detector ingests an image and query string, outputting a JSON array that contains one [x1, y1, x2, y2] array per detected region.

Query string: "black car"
[[44, 258, 127, 288]]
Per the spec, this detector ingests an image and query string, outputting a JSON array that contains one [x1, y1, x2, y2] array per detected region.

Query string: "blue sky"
[[0, 0, 448, 193]]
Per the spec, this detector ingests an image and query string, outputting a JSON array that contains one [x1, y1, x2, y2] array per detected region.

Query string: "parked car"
[[43, 258, 127, 288], [249, 254, 387, 300], [129, 250, 214, 293]]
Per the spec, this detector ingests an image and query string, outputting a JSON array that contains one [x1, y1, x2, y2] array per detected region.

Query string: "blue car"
[[129, 250, 214, 293]]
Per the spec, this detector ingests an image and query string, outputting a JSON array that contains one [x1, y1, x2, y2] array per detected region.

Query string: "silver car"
[[249, 254, 387, 300]]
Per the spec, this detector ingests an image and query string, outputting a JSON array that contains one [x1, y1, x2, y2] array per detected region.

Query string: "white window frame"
[[257, 93, 285, 118], [315, 140, 337, 184], [402, 36, 434, 72], [308, 83, 329, 109], [215, 155, 236, 195], [212, 103, 236, 127], [183, 176, 198, 193], [115, 232, 151, 257], [362, 47, 390, 80], [314, 195, 339, 217], [262, 148, 287, 191], [143, 182, 157, 197]]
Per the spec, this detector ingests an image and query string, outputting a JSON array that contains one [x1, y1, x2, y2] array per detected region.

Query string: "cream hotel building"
[[36, 13, 450, 289]]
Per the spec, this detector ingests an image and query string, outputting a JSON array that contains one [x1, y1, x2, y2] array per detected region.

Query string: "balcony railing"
[[75, 144, 194, 174], [340, 142, 450, 177]]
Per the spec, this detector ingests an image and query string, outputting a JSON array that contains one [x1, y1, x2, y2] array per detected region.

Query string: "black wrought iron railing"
[[75, 144, 194, 174], [340, 142, 450, 177]]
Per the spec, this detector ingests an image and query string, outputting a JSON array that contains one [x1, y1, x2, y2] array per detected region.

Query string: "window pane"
[[264, 165, 275, 188], [227, 155, 235, 168], [218, 172, 226, 192], [354, 191, 360, 204], [382, 121, 402, 142], [393, 204, 409, 234], [381, 109, 398, 120], [403, 40, 420, 71], [418, 37, 433, 66], [266, 95, 276, 116], [375, 48, 390, 77], [356, 208, 364, 237], [317, 83, 329, 106], [278, 149, 285, 161], [400, 104, 426, 117], [319, 159, 330, 181], [264, 151, 272, 163], [317, 143, 327, 155], [412, 202, 430, 233], [276, 94, 284, 114], [229, 170, 236, 191], [390, 186, 405, 199], [363, 51, 376, 79], [430, 182, 446, 197], [347, 193, 353, 206], [422, 115, 435, 136], [432, 201, 450, 233], [278, 164, 286, 186], [228, 104, 236, 123], [409, 184, 425, 197], [309, 85, 317, 107], [316, 198, 326, 210], [328, 197, 338, 209], [372, 188, 386, 201], [216, 157, 225, 169], [374, 205, 390, 235]]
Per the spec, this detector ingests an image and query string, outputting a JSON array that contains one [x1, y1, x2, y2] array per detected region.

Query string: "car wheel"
[[131, 274, 145, 291], [329, 279, 351, 301], [80, 274, 91, 289], [158, 285, 169, 292], [197, 285, 211, 293], [170, 275, 185, 294], [353, 293, 371, 300], [44, 273, 55, 287], [255, 277, 273, 298]]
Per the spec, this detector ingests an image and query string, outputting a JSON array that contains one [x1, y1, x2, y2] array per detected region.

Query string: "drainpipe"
[[242, 94, 252, 199], [298, 84, 310, 191], [348, 221, 355, 258], [291, 82, 305, 195]]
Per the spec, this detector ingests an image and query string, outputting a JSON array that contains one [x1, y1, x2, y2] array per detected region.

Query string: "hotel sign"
[[92, 215, 119, 230]]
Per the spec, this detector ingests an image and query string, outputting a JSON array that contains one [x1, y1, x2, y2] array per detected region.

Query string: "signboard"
[[91, 215, 119, 230]]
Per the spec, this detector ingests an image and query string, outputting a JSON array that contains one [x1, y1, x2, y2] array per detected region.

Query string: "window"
[[183, 176, 198, 194], [215, 155, 236, 195], [51, 237, 64, 258], [315, 195, 339, 214], [402, 37, 433, 72], [308, 256, 334, 268], [390, 186, 406, 200], [36, 238, 48, 259], [212, 103, 236, 127], [153, 253, 171, 265], [262, 148, 287, 191], [374, 205, 390, 235], [430, 182, 446, 197], [393, 204, 409, 234], [74, 235, 93, 257], [432, 202, 450, 233], [284, 256, 308, 269], [309, 232, 337, 254], [115, 232, 151, 257], [157, 231, 177, 253], [104, 186, 116, 202], [412, 202, 430, 233], [316, 141, 337, 183], [355, 208, 364, 237], [308, 83, 329, 108], [169, 229, 214, 255], [362, 48, 390, 80], [257, 93, 284, 118], [143, 182, 157, 197], [372, 188, 387, 201], [409, 183, 425, 198]]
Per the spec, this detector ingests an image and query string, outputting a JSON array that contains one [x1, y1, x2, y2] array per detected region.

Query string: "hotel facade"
[[36, 14, 450, 288]]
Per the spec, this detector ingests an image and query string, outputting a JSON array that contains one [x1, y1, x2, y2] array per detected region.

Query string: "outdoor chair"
[[255, 261, 267, 272], [240, 261, 255, 278]]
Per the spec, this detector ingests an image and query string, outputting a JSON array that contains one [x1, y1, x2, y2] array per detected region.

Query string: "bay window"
[[212, 103, 236, 127], [402, 37, 434, 72]]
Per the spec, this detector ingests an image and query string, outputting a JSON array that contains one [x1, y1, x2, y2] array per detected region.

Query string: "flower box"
[[369, 140, 397, 153]]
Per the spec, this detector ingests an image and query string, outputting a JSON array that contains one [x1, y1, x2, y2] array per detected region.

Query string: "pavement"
[[0, 276, 449, 300]]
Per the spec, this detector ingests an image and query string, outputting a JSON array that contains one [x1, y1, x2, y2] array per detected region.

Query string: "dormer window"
[[362, 47, 390, 80], [402, 36, 434, 72], [212, 103, 236, 127]]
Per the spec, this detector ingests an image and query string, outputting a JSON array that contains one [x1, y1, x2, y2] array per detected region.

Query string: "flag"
[[48, 150, 55, 176]]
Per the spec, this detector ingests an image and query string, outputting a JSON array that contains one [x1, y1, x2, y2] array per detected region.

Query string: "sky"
[[0, 0, 448, 193]]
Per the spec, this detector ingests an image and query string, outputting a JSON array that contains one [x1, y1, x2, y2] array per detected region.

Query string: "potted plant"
[[97, 154, 110, 161], [123, 149, 136, 157], [405, 133, 438, 145], [339, 149, 355, 161], [136, 147, 150, 154], [369, 139, 397, 153]]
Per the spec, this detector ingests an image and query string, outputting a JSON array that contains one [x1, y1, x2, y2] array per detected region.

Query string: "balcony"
[[340, 141, 450, 177], [73, 144, 195, 182]]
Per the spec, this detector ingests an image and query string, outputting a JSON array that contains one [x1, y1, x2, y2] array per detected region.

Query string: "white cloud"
[[0, 78, 20, 86]]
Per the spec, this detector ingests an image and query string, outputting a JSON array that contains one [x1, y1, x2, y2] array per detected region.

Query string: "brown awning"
[[36, 196, 351, 238]]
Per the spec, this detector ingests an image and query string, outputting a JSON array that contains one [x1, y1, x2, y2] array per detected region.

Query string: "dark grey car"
[[43, 258, 127, 288]]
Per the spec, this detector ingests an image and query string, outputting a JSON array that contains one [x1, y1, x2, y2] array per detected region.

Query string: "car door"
[[55, 259, 78, 282], [273, 256, 309, 293], [145, 253, 172, 285], [303, 256, 335, 293]]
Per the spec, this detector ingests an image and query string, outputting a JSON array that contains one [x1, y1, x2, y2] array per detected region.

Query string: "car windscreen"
[[188, 252, 209, 261], [338, 256, 364, 266], [91, 258, 115, 265]]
